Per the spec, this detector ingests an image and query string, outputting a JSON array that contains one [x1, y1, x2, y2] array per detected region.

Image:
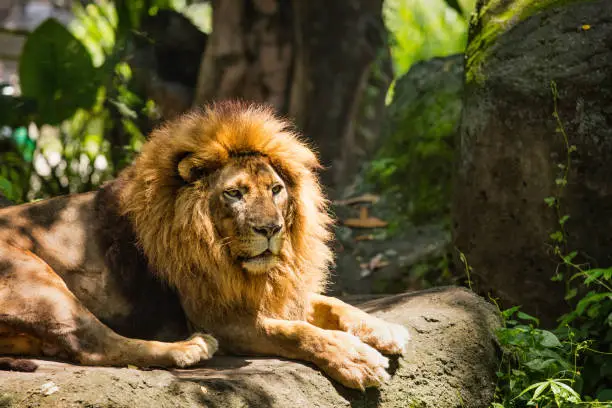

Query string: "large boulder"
[[0, 287, 500, 408], [453, 0, 612, 325]]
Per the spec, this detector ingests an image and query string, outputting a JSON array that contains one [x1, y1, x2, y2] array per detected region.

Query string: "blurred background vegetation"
[[1, 1, 611, 406], [0, 0, 473, 204]]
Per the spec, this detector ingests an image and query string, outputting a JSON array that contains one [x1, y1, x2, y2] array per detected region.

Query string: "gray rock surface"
[[0, 287, 500, 408], [453, 0, 612, 325]]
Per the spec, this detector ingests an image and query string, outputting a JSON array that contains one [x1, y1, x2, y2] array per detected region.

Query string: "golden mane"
[[117, 101, 333, 323]]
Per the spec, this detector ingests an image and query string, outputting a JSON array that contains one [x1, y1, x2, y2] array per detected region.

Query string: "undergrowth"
[[486, 82, 612, 407]]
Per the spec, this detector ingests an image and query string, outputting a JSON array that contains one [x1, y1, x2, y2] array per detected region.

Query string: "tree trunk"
[[453, 0, 612, 325], [0, 287, 500, 408], [289, 0, 388, 191], [192, 0, 390, 194], [193, 0, 293, 113]]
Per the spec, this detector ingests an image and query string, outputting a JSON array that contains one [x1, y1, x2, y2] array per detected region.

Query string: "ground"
[[0, 287, 501, 408]]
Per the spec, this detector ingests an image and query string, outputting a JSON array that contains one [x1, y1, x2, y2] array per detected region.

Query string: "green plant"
[[0, 0, 175, 202], [490, 82, 612, 407], [493, 306, 585, 407], [383, 0, 476, 77]]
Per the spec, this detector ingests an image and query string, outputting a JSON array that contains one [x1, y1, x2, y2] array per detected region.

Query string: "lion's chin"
[[240, 252, 280, 275]]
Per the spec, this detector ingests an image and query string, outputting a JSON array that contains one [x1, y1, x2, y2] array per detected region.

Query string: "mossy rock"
[[368, 54, 463, 225], [454, 0, 612, 326], [466, 0, 590, 84]]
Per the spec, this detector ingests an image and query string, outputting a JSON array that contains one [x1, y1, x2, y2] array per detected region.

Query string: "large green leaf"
[[19, 18, 100, 125]]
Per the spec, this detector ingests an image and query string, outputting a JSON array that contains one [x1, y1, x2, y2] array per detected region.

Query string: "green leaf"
[[19, 18, 100, 125], [531, 381, 550, 401], [517, 312, 539, 325], [559, 214, 570, 225], [584, 268, 605, 285], [553, 381, 581, 402], [575, 292, 612, 316], [539, 330, 562, 348], [544, 196, 556, 207], [555, 178, 567, 187], [516, 381, 548, 400], [563, 251, 578, 263], [0, 176, 13, 200], [597, 388, 612, 402], [524, 358, 558, 372], [565, 287, 577, 300], [549, 231, 564, 242]]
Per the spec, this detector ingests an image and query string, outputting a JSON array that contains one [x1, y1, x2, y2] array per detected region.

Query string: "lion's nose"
[[252, 223, 282, 238]]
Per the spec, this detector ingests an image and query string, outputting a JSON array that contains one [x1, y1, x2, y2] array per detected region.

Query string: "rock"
[[372, 54, 463, 224], [453, 0, 612, 325], [0, 287, 500, 408], [331, 220, 450, 294]]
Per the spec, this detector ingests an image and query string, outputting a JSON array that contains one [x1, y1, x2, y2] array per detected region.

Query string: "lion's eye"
[[224, 189, 243, 200], [271, 185, 283, 195]]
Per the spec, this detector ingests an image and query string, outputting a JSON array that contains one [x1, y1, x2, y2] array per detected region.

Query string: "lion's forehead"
[[217, 158, 282, 189]]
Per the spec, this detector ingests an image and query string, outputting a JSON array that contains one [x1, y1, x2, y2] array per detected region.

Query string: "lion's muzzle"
[[240, 224, 284, 274], [251, 222, 282, 239]]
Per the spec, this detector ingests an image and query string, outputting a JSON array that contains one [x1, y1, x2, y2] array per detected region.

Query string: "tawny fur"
[[0, 101, 410, 389], [118, 102, 333, 322]]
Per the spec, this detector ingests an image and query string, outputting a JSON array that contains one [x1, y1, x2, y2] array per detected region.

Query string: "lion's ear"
[[177, 154, 208, 183]]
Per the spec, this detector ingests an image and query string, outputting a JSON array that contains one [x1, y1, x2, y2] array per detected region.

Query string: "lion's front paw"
[[345, 317, 410, 355], [322, 331, 390, 390], [169, 333, 218, 368]]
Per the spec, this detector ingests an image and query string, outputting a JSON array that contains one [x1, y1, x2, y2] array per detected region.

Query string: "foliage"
[[19, 19, 100, 125], [365, 0, 476, 229], [366, 55, 463, 226], [493, 286, 612, 407], [493, 307, 584, 407], [383, 0, 476, 77], [490, 83, 612, 407], [0, 0, 185, 203]]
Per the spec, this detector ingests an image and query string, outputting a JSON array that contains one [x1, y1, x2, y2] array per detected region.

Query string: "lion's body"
[[0, 102, 409, 389], [0, 188, 188, 342]]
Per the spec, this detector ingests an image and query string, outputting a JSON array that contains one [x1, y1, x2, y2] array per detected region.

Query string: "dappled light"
[[0, 1, 611, 407]]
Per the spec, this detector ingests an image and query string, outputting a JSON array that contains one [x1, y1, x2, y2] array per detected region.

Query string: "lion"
[[0, 101, 410, 390]]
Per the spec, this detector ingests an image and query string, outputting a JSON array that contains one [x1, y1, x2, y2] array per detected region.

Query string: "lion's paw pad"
[[170, 333, 218, 367]]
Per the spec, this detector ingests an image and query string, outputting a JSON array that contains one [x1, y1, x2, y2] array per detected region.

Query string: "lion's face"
[[121, 102, 333, 307], [209, 155, 289, 275]]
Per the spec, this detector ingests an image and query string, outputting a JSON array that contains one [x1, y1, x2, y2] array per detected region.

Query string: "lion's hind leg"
[[0, 246, 217, 368]]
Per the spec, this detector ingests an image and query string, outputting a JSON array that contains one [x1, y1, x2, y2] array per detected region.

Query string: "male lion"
[[0, 102, 410, 390]]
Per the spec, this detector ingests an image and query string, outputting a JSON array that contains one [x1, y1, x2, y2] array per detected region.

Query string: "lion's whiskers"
[[219, 237, 234, 249]]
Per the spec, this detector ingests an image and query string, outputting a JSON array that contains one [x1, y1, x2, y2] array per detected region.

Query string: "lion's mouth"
[[240, 250, 279, 273], [241, 250, 275, 262]]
